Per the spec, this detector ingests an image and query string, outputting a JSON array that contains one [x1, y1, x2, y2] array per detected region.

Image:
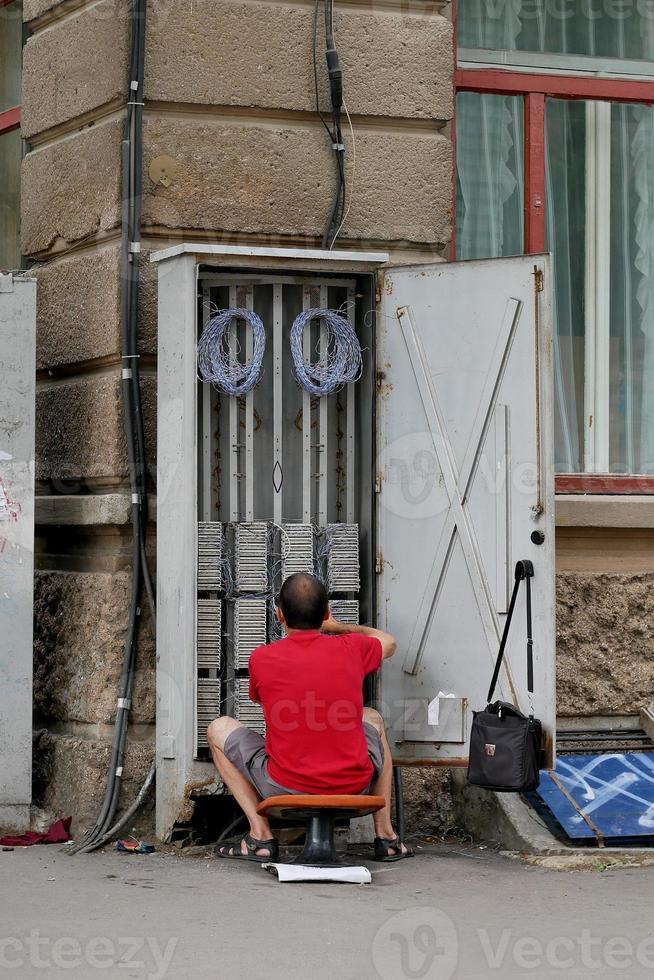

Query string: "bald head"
[[277, 572, 328, 630]]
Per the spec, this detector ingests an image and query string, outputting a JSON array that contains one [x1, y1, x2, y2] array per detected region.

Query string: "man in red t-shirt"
[[208, 572, 412, 863]]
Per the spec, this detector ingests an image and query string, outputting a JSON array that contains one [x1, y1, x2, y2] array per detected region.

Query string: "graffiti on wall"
[[0, 453, 20, 554], [538, 752, 654, 840]]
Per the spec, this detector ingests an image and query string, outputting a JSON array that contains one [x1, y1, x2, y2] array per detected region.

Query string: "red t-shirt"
[[248, 630, 383, 794]]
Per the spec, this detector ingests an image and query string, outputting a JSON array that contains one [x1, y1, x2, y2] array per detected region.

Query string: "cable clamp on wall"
[[122, 367, 133, 380], [132, 493, 141, 505], [129, 242, 141, 253], [130, 80, 139, 91], [331, 142, 345, 152], [115, 767, 124, 778], [117, 698, 131, 710]]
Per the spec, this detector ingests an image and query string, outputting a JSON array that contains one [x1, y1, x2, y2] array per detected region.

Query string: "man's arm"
[[321, 616, 397, 660]]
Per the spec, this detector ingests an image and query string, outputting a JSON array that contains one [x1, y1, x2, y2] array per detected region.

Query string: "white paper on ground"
[[263, 863, 372, 884], [427, 691, 456, 726]]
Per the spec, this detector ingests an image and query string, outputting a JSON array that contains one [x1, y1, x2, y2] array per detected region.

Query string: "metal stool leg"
[[291, 812, 343, 866]]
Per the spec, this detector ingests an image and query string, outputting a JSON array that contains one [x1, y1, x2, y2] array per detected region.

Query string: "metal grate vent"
[[234, 597, 268, 669], [234, 676, 266, 734], [197, 599, 221, 669], [234, 521, 269, 592], [196, 678, 221, 749], [197, 521, 223, 591], [324, 523, 360, 592]]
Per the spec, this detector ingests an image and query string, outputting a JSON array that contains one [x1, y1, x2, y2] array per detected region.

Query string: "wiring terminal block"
[[233, 597, 268, 669], [234, 676, 266, 735], [328, 599, 359, 624], [196, 678, 221, 749], [197, 522, 223, 591], [197, 599, 221, 670], [280, 523, 315, 583], [323, 523, 360, 593], [233, 521, 269, 592]]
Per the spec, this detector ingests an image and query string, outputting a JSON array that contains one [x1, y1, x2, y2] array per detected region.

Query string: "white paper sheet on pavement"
[[263, 863, 372, 884]]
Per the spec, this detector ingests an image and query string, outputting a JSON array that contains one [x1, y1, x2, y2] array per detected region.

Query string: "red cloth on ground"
[[249, 630, 383, 794], [0, 816, 72, 846]]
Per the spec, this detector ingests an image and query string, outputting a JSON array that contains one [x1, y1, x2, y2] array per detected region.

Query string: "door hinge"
[[534, 268, 544, 292], [375, 553, 384, 574]]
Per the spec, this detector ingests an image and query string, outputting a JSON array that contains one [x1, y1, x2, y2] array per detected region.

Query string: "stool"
[[257, 794, 385, 866]]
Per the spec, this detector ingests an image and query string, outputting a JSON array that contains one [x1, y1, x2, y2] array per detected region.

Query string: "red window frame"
[[0, 104, 20, 136], [452, 1, 654, 494], [0, 0, 22, 278]]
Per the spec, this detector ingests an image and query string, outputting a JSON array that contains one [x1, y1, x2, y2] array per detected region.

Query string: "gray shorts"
[[223, 721, 385, 800]]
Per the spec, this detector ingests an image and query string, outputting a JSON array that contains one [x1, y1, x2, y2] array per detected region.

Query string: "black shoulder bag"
[[467, 559, 543, 793]]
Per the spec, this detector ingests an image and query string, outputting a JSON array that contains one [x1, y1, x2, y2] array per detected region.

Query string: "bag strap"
[[486, 559, 535, 711]]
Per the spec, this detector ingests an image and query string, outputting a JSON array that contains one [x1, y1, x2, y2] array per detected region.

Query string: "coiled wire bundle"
[[197, 308, 266, 396], [290, 308, 362, 395]]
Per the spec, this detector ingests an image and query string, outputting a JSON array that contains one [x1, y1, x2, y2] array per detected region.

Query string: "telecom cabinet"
[[153, 244, 555, 839]]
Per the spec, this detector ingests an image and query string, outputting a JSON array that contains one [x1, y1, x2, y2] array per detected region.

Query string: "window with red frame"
[[0, 0, 22, 272], [454, 0, 654, 491]]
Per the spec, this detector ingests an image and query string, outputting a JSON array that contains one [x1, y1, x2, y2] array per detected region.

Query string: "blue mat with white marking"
[[535, 752, 654, 843]]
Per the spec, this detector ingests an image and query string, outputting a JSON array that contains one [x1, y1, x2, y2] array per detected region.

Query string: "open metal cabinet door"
[[376, 255, 555, 768]]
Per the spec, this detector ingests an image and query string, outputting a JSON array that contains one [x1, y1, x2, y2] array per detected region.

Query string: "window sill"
[[556, 494, 654, 529]]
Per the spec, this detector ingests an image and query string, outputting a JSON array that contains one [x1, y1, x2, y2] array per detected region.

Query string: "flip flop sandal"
[[373, 836, 415, 863], [215, 833, 279, 863]]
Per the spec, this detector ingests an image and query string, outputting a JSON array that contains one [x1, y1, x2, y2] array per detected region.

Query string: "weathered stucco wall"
[[557, 572, 654, 717], [23, 0, 454, 834]]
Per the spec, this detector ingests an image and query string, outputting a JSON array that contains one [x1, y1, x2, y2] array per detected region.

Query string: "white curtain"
[[457, 0, 654, 473]]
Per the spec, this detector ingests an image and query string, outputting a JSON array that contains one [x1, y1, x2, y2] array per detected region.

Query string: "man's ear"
[[323, 604, 330, 623], [275, 606, 284, 625]]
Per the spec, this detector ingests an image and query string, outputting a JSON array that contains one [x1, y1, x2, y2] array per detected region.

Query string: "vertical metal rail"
[[200, 287, 213, 521], [495, 404, 510, 614], [583, 100, 611, 473], [228, 285, 239, 522], [245, 284, 255, 521], [302, 285, 312, 523], [318, 285, 329, 525], [272, 284, 283, 526], [346, 284, 356, 523]]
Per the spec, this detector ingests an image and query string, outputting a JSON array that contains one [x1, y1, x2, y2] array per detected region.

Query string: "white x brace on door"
[[377, 255, 555, 768]]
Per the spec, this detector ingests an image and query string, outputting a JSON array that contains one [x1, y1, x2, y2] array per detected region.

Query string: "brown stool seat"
[[258, 794, 385, 821], [257, 794, 385, 866]]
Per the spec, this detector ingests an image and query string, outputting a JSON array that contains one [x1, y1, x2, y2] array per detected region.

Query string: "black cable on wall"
[[70, 0, 155, 855], [313, 0, 347, 248]]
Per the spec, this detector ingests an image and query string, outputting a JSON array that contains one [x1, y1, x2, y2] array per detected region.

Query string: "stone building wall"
[[23, 0, 454, 833], [21, 0, 653, 838]]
